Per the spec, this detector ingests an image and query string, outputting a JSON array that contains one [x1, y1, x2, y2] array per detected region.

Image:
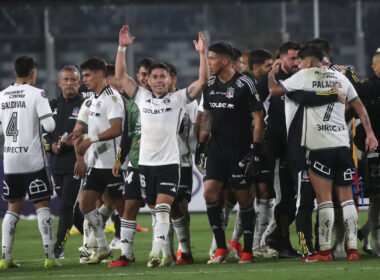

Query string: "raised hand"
[[193, 31, 206, 53], [119, 25, 136, 47]]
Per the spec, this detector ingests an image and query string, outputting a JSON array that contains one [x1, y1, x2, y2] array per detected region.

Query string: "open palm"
[[193, 31, 206, 53], [119, 25, 135, 47]]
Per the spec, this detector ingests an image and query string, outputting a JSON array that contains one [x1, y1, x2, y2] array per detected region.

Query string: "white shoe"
[[87, 246, 112, 264], [109, 238, 121, 250]]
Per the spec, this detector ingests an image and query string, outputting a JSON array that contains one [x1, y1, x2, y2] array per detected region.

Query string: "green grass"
[[1, 211, 380, 280]]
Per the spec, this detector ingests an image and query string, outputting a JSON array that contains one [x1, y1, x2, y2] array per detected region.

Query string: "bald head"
[[372, 53, 380, 78]]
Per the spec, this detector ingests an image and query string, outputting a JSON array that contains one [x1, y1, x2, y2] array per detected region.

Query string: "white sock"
[[120, 219, 136, 260], [150, 208, 156, 247], [36, 207, 54, 259], [253, 199, 270, 248], [152, 203, 171, 257], [318, 201, 334, 251], [231, 210, 243, 242], [85, 208, 107, 248], [223, 202, 234, 228], [341, 200, 358, 250], [1, 211, 19, 260], [173, 216, 191, 254], [98, 205, 113, 224], [332, 207, 346, 251], [369, 196, 380, 254], [210, 235, 217, 253]]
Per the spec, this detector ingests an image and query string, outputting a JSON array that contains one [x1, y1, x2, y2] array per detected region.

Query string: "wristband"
[[252, 142, 260, 151], [89, 135, 99, 143], [118, 46, 126, 52]]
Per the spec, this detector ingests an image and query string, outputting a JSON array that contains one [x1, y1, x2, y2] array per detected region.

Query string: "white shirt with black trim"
[[280, 67, 359, 150], [77, 86, 125, 168], [133, 86, 190, 166], [0, 83, 53, 174], [178, 99, 198, 167]]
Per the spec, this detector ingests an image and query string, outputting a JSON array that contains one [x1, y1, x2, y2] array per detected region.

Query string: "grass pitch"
[[1, 211, 380, 280]]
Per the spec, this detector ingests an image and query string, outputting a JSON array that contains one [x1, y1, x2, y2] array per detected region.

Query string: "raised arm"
[[186, 32, 209, 100], [268, 59, 284, 96], [116, 25, 138, 98]]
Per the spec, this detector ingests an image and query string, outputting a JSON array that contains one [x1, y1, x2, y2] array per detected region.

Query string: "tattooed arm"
[[199, 109, 212, 143]]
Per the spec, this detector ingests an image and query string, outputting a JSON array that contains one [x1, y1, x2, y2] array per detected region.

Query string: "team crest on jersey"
[[163, 98, 171, 105], [236, 79, 244, 88], [72, 107, 80, 117], [96, 101, 102, 109], [226, 87, 234, 99]]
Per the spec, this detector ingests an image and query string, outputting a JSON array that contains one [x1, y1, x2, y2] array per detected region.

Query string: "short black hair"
[[105, 64, 115, 77], [148, 62, 170, 75], [80, 57, 107, 73], [231, 48, 242, 62], [138, 58, 154, 70], [162, 62, 177, 77], [248, 49, 273, 70], [298, 46, 324, 62], [306, 38, 330, 56], [209, 42, 234, 58], [15, 56, 37, 78], [279, 41, 301, 56]]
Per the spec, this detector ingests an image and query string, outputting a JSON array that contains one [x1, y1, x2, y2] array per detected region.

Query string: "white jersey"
[[280, 67, 359, 150], [198, 95, 204, 113], [133, 86, 190, 166], [77, 86, 124, 168], [0, 83, 53, 174], [178, 100, 198, 167]]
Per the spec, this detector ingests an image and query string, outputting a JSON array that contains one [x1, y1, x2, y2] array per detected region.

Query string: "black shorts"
[[83, 168, 124, 198], [204, 156, 248, 190], [123, 167, 143, 202], [308, 147, 355, 187], [138, 164, 180, 206], [177, 166, 193, 202], [2, 168, 53, 202]]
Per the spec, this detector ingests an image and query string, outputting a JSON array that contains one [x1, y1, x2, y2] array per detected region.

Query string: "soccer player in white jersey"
[[0, 56, 59, 269], [72, 57, 126, 264], [115, 25, 208, 267], [273, 46, 378, 261]]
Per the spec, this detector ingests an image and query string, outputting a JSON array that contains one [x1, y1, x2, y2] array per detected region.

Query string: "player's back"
[[0, 83, 51, 174]]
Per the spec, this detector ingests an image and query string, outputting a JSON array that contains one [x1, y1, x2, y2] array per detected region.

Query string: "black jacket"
[[44, 93, 84, 174]]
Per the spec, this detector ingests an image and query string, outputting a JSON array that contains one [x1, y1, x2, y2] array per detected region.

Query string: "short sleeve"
[[279, 71, 305, 92], [176, 88, 188, 106], [77, 99, 91, 126], [133, 86, 151, 107], [202, 90, 211, 111], [198, 95, 204, 113], [36, 90, 53, 120], [241, 78, 263, 113], [346, 81, 359, 104], [107, 95, 125, 122]]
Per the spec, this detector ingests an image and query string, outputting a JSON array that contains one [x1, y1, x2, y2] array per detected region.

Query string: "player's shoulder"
[[207, 75, 217, 87], [236, 73, 257, 93]]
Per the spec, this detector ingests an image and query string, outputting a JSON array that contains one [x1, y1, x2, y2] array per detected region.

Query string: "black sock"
[[206, 201, 226, 249], [73, 204, 84, 234], [114, 214, 121, 239], [240, 205, 255, 253]]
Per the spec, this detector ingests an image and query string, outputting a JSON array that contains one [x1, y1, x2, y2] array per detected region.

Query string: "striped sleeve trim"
[[39, 113, 53, 120], [240, 76, 257, 95]]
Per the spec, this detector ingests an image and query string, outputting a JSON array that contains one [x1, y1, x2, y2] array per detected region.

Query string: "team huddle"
[[1, 24, 380, 269]]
